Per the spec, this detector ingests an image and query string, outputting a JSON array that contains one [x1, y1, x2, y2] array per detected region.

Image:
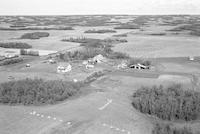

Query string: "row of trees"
[[0, 57, 23, 66], [84, 29, 117, 33], [20, 49, 39, 56], [20, 32, 49, 39], [132, 84, 200, 121], [0, 42, 32, 49], [0, 78, 84, 105], [152, 123, 193, 134]]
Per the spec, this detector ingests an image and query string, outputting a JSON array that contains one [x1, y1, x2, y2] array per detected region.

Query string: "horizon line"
[[0, 13, 200, 16]]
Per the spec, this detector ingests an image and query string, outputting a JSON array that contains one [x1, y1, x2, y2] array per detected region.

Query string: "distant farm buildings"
[[57, 62, 72, 73], [129, 63, 150, 69]]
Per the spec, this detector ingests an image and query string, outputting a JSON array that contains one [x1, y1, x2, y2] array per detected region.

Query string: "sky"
[[0, 0, 200, 15]]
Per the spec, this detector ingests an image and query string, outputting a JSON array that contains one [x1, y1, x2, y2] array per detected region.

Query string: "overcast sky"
[[0, 0, 200, 15]]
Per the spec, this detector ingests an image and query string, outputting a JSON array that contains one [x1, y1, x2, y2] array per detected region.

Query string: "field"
[[1, 15, 200, 134]]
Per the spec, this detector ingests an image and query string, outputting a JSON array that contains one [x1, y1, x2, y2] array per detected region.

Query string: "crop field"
[[113, 34, 200, 58], [1, 15, 200, 134]]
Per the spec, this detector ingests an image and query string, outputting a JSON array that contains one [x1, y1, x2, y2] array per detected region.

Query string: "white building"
[[57, 62, 72, 73]]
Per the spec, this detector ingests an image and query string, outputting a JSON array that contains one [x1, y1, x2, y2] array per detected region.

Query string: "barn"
[[129, 63, 150, 69]]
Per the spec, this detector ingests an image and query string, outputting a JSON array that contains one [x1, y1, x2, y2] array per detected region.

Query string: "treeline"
[[132, 84, 200, 121], [20, 49, 39, 56], [0, 26, 74, 31], [59, 47, 129, 62], [0, 57, 23, 66], [152, 123, 194, 134], [84, 29, 117, 33], [20, 32, 49, 39], [114, 24, 140, 29], [60, 37, 129, 61], [0, 42, 32, 49], [0, 78, 84, 105]]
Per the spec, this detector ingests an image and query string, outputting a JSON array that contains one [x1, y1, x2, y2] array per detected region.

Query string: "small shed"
[[57, 62, 72, 73], [129, 63, 149, 69]]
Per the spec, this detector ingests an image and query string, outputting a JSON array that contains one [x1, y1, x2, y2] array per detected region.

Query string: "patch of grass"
[[0, 42, 32, 49], [132, 84, 200, 121], [84, 29, 117, 33], [20, 32, 49, 39], [0, 78, 84, 105]]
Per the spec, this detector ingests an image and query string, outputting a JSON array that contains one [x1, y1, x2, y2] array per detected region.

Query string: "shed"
[[57, 62, 72, 73]]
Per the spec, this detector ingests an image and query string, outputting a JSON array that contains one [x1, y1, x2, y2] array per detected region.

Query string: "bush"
[[0, 78, 84, 105], [84, 29, 117, 33], [20, 49, 39, 56], [152, 123, 193, 134], [0, 42, 32, 49], [132, 84, 200, 121], [20, 32, 49, 39], [0, 57, 23, 66]]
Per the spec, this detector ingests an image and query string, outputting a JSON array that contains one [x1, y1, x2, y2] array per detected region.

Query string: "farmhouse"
[[129, 63, 150, 69], [57, 62, 72, 73]]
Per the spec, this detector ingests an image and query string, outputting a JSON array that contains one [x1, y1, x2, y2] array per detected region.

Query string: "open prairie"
[[1, 15, 200, 134]]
